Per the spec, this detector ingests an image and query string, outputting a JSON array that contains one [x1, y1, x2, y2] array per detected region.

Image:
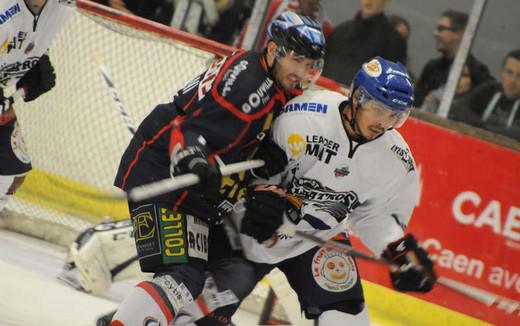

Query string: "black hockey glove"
[[251, 138, 288, 179], [241, 185, 286, 243], [172, 146, 222, 192], [16, 54, 56, 102], [382, 234, 437, 293]]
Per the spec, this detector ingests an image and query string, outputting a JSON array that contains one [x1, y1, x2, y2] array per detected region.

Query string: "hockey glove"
[[16, 54, 56, 102], [382, 234, 437, 293], [172, 146, 222, 192], [241, 185, 286, 243], [251, 138, 288, 179]]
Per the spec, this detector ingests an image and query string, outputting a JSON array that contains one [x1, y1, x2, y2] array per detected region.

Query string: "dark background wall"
[[322, 0, 520, 79]]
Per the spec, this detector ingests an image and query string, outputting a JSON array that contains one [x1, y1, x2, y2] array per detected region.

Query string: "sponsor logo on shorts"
[[159, 208, 188, 264], [312, 247, 357, 292], [186, 215, 208, 260], [132, 205, 160, 259], [153, 275, 194, 311]]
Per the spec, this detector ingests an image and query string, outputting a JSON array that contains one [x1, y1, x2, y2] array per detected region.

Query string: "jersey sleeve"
[[347, 162, 420, 256]]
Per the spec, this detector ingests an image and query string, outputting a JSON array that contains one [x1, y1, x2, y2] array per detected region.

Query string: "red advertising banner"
[[354, 118, 520, 325]]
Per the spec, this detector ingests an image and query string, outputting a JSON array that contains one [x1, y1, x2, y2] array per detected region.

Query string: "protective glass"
[[358, 87, 411, 128]]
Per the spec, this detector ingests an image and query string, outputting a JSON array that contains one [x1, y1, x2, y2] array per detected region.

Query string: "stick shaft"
[[127, 159, 265, 202]]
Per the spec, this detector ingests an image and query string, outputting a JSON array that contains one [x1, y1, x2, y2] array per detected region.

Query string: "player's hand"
[[382, 234, 437, 292], [241, 185, 286, 243], [172, 147, 222, 191], [16, 54, 56, 102], [251, 138, 288, 179]]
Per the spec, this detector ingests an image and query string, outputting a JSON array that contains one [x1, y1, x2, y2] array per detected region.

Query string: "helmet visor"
[[358, 87, 411, 128], [277, 47, 324, 88]]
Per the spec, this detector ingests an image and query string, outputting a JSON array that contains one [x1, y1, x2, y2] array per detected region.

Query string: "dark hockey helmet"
[[267, 11, 325, 61]]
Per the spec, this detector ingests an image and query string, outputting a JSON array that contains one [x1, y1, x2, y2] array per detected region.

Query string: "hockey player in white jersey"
[[184, 56, 437, 325], [0, 0, 74, 212]]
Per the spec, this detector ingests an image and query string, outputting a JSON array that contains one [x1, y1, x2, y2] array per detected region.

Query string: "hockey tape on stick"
[[124, 159, 265, 202], [278, 224, 520, 312], [99, 64, 137, 135]]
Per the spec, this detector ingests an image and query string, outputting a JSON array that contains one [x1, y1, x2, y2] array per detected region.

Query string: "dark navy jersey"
[[114, 50, 293, 221]]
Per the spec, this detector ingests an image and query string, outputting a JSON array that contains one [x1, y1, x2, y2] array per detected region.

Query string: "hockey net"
[[2, 0, 233, 243], [0, 0, 313, 323]]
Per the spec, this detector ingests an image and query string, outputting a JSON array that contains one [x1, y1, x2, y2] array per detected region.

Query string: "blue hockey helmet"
[[351, 56, 414, 113], [267, 11, 325, 61]]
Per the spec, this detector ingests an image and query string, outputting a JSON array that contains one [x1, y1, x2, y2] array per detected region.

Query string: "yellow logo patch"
[[287, 133, 306, 157]]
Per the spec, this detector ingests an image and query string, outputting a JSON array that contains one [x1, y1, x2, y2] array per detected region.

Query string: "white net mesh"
[[3, 4, 221, 236]]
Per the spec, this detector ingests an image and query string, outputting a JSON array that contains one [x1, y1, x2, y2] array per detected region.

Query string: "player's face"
[[273, 49, 323, 92], [345, 90, 409, 140], [500, 57, 520, 99]]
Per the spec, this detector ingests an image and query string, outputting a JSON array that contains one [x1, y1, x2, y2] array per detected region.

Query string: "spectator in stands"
[[93, 0, 174, 25], [322, 0, 407, 86], [388, 14, 410, 41], [235, 0, 333, 50], [206, 0, 255, 45], [421, 64, 472, 113], [450, 49, 520, 140], [414, 9, 493, 107]]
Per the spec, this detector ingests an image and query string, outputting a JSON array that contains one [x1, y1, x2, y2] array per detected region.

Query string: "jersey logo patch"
[[198, 57, 226, 100], [312, 247, 357, 292], [288, 177, 359, 223], [281, 101, 328, 114], [222, 60, 248, 97], [287, 133, 306, 157], [305, 135, 339, 164], [391, 144, 415, 173], [334, 166, 350, 177], [0, 3, 21, 25]]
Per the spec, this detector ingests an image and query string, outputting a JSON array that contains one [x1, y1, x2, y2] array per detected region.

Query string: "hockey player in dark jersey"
[[111, 11, 326, 325]]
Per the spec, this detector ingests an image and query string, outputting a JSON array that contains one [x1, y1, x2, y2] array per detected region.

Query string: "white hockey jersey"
[[236, 89, 420, 264], [0, 0, 75, 87]]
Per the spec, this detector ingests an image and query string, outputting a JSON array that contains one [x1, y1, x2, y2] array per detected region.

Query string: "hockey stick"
[[99, 64, 137, 135], [278, 224, 520, 314], [124, 159, 264, 202]]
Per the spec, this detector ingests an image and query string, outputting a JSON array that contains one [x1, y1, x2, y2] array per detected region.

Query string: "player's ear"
[[266, 41, 278, 67]]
